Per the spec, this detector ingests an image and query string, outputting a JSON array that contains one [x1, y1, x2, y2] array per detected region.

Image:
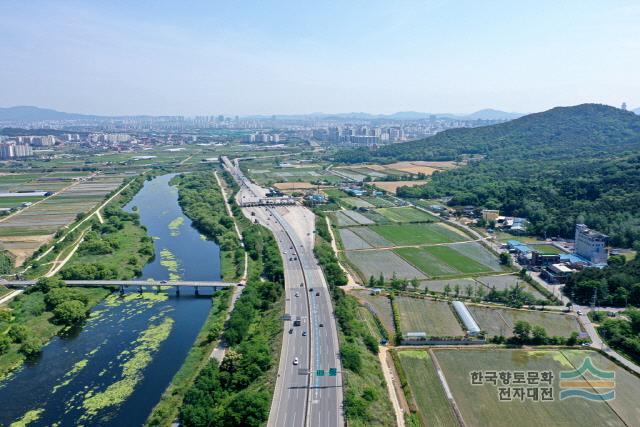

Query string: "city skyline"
[[0, 0, 638, 116]]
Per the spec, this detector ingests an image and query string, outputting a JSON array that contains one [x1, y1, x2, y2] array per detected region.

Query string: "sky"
[[0, 0, 638, 116]]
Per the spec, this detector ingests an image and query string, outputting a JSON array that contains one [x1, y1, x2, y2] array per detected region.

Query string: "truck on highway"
[[293, 316, 301, 326]]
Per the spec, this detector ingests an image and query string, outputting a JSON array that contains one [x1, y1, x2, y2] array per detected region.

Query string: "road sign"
[[329, 368, 337, 376], [316, 369, 325, 376]]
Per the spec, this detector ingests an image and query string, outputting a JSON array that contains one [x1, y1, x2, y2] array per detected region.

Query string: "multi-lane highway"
[[222, 157, 344, 427]]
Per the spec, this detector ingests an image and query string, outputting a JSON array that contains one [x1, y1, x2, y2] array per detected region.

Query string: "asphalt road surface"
[[224, 157, 344, 427]]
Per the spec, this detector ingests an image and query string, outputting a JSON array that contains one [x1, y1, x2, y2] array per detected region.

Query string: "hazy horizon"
[[1, 1, 638, 116]]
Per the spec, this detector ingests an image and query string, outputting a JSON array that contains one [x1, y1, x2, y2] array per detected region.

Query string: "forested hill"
[[333, 104, 640, 163], [333, 104, 640, 248]]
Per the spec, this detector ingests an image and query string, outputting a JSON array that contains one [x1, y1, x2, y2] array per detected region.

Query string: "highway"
[[223, 157, 344, 427]]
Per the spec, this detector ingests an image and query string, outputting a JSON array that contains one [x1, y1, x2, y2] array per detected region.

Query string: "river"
[[0, 174, 222, 426]]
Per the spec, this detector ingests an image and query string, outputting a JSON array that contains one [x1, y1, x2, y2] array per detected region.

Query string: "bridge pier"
[[119, 285, 125, 296], [175, 286, 180, 296], [156, 285, 160, 294], [194, 286, 199, 296], [138, 285, 143, 294]]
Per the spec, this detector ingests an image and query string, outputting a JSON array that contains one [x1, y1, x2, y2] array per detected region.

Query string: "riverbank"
[[144, 288, 232, 426], [172, 171, 244, 281], [1, 172, 229, 425], [0, 284, 111, 380]]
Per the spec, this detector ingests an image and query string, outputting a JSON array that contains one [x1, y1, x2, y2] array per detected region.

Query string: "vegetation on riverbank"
[[313, 211, 395, 426], [178, 219, 284, 426], [173, 171, 243, 281], [0, 277, 110, 379], [144, 288, 231, 426], [23, 175, 148, 279]]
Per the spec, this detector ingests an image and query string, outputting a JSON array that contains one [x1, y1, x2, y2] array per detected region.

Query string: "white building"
[[574, 224, 608, 265]]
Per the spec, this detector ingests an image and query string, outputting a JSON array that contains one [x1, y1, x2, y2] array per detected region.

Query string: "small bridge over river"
[[1, 279, 238, 295]]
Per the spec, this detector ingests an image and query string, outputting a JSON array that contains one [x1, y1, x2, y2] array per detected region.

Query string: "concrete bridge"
[[1, 279, 238, 295]]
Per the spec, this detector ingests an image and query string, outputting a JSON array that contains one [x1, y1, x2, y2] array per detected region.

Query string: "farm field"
[[349, 227, 392, 248], [341, 210, 375, 225], [331, 211, 358, 226], [0, 174, 125, 266], [345, 249, 426, 281], [418, 278, 483, 295], [371, 223, 467, 246], [0, 196, 44, 209], [272, 181, 317, 190], [351, 289, 395, 336], [341, 197, 374, 209], [466, 305, 582, 337], [433, 349, 634, 427], [476, 275, 546, 299], [372, 180, 428, 194], [449, 242, 503, 271], [359, 196, 395, 207], [396, 246, 495, 278], [323, 188, 349, 199], [397, 350, 458, 427], [394, 297, 464, 337], [338, 228, 372, 250], [376, 207, 438, 223]]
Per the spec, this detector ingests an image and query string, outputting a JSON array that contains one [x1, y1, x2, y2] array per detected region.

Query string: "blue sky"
[[0, 0, 638, 115]]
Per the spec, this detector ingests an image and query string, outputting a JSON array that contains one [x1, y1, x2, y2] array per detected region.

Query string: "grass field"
[[376, 207, 438, 223], [528, 244, 566, 254], [396, 246, 495, 278], [397, 350, 458, 427], [371, 223, 466, 246], [323, 188, 348, 199], [433, 349, 635, 427], [395, 297, 464, 337], [351, 289, 395, 336], [466, 305, 582, 337], [341, 197, 375, 209]]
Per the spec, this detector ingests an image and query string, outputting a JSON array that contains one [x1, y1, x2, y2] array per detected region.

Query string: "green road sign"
[[316, 369, 325, 376], [329, 368, 337, 376]]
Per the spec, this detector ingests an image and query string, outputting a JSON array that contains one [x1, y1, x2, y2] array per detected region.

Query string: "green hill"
[[334, 104, 640, 163], [334, 104, 640, 247]]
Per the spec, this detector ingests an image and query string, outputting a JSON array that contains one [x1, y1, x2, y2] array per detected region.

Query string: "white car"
[[293, 357, 299, 365]]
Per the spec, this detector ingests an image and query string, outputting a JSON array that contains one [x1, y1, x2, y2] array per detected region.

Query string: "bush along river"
[[0, 174, 222, 426]]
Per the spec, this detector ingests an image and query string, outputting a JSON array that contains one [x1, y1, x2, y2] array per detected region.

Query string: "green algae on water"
[[9, 408, 44, 427], [81, 317, 174, 416], [168, 216, 184, 237]]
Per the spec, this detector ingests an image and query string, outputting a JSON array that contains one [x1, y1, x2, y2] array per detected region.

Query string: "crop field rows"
[[0, 175, 125, 266]]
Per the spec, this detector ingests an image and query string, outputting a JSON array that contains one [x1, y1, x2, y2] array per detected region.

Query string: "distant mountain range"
[[0, 106, 98, 121], [634, 107, 640, 115], [0, 105, 524, 123]]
